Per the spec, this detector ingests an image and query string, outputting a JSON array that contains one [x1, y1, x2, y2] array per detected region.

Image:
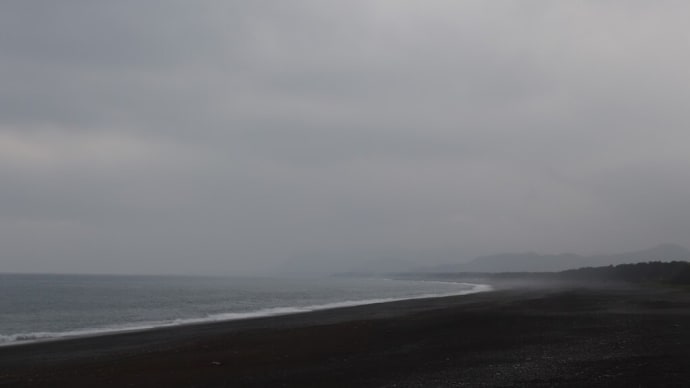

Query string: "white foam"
[[0, 282, 491, 347]]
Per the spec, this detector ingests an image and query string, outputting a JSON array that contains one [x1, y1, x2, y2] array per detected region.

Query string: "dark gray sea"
[[0, 273, 489, 346]]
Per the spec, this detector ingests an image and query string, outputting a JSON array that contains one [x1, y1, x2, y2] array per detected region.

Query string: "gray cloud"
[[2, 1, 690, 274]]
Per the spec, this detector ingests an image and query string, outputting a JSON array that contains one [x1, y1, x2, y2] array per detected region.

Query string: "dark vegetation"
[[397, 261, 690, 286], [558, 261, 690, 284]]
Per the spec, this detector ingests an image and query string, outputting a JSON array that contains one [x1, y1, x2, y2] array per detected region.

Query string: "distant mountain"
[[402, 261, 690, 286], [277, 244, 690, 276], [426, 244, 690, 273]]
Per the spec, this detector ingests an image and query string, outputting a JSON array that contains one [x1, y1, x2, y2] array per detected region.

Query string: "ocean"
[[0, 273, 489, 346]]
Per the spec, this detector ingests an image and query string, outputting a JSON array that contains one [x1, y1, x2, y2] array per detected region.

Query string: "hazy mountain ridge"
[[282, 244, 690, 276], [399, 261, 690, 287], [429, 244, 690, 273]]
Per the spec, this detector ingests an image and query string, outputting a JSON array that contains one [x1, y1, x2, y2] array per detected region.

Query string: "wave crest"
[[1, 282, 491, 346]]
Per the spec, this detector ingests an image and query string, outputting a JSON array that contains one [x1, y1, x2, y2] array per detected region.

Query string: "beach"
[[1, 283, 689, 387]]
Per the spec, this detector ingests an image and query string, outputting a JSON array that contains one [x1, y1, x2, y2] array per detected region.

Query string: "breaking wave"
[[0, 282, 491, 346]]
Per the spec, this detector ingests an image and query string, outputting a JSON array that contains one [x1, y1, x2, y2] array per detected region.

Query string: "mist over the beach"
[[3, 1, 690, 275]]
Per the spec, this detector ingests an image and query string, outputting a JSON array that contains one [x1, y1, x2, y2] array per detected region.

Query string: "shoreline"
[[0, 282, 491, 349], [2, 283, 690, 386]]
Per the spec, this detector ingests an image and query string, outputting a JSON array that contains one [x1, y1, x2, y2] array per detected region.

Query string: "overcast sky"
[[2, 1, 690, 275]]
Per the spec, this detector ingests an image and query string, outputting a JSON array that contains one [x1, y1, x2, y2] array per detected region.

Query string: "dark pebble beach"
[[2, 283, 689, 387]]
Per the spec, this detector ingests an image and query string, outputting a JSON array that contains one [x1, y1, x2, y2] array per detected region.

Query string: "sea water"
[[0, 273, 489, 346]]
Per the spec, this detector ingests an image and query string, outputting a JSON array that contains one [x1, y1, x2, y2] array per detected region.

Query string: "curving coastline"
[[0, 282, 491, 348], [2, 283, 690, 387]]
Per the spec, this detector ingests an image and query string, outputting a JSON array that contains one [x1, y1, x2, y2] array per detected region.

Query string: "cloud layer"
[[2, 1, 690, 274]]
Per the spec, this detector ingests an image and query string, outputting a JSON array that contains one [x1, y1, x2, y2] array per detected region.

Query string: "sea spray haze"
[[0, 273, 487, 345]]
